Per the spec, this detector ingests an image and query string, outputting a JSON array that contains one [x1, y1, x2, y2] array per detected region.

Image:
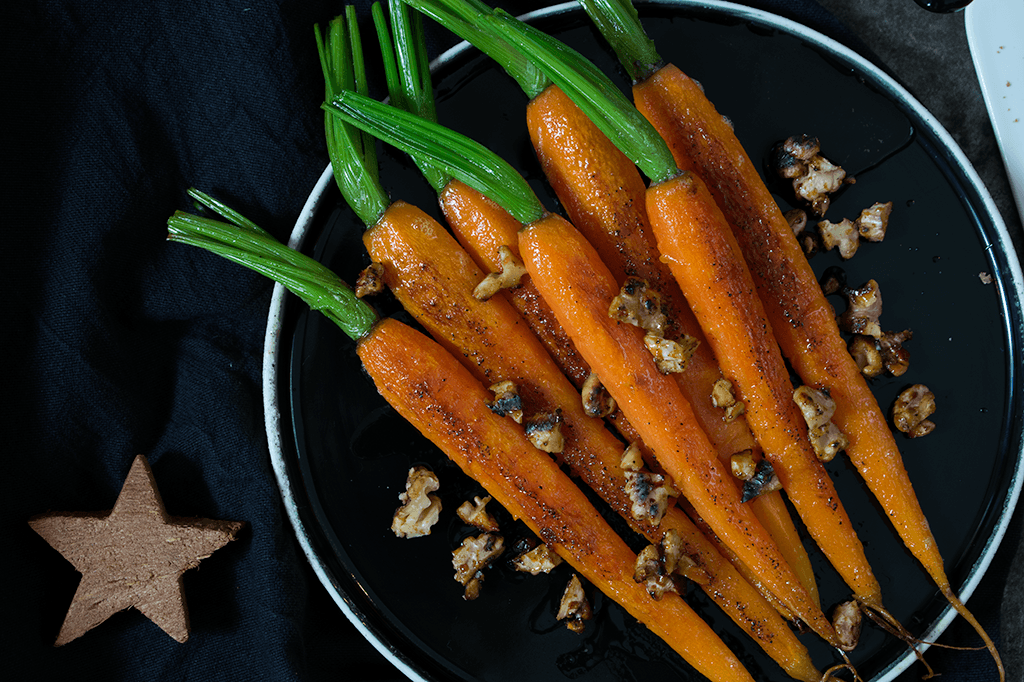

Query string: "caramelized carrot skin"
[[520, 212, 838, 647], [357, 318, 756, 682], [439, 180, 591, 388], [646, 172, 882, 605], [527, 85, 818, 607], [634, 64, 944, 598]]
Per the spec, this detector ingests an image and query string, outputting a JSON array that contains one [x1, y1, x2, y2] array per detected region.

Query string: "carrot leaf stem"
[[402, 0, 550, 99], [315, 10, 390, 227], [167, 192, 379, 341], [372, 0, 452, 192], [324, 91, 545, 225], [577, 0, 661, 83], [486, 9, 676, 185]]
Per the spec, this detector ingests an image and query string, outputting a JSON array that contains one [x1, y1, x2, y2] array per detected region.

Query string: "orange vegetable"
[[519, 211, 840, 648]]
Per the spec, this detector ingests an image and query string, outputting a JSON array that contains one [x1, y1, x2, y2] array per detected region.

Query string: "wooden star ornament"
[[28, 454, 245, 645]]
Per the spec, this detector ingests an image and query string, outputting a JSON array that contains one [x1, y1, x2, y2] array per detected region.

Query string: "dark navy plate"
[[263, 2, 1024, 680]]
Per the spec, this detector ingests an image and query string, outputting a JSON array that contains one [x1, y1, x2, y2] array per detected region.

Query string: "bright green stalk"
[[167, 190, 379, 341], [487, 9, 677, 185], [372, 0, 451, 192], [401, 0, 550, 99], [314, 10, 390, 226], [324, 92, 545, 225], [577, 0, 661, 83]]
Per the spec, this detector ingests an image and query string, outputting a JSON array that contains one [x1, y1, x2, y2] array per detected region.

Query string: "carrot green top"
[[486, 9, 677, 185], [167, 189, 379, 341], [324, 92, 546, 226], [404, 0, 550, 99], [314, 8, 390, 226], [576, 0, 662, 83]]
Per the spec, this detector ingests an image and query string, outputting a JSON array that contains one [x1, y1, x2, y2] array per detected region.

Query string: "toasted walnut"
[[798, 230, 822, 258], [557, 575, 592, 633], [524, 411, 564, 453], [391, 466, 442, 538], [609, 277, 668, 336], [848, 335, 884, 378], [741, 459, 783, 503], [730, 449, 757, 481], [355, 262, 386, 298], [878, 329, 913, 377], [834, 601, 863, 652], [619, 442, 644, 472], [624, 469, 676, 526], [893, 384, 936, 438], [644, 333, 699, 374], [457, 495, 500, 532], [581, 372, 616, 418], [486, 380, 523, 424], [772, 135, 847, 215], [794, 386, 849, 462], [838, 279, 883, 339], [818, 218, 860, 259], [819, 266, 847, 296], [660, 528, 684, 575], [633, 544, 678, 600], [473, 245, 527, 300], [511, 542, 563, 575], [855, 202, 893, 242], [711, 378, 746, 421], [453, 532, 505, 600], [785, 208, 808, 236]]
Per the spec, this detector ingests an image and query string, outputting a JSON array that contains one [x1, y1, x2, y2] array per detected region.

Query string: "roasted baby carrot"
[[167, 192, 757, 682], [406, 0, 820, 611], [325, 91, 826, 680], [490, 8, 881, 611], [580, 0, 1003, 675]]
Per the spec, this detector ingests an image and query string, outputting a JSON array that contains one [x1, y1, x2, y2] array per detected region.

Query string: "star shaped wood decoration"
[[28, 454, 245, 645]]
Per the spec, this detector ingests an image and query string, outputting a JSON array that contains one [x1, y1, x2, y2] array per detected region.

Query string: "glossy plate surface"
[[263, 2, 1024, 681]]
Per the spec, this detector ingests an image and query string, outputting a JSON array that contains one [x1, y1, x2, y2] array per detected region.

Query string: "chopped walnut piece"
[[633, 544, 678, 600], [855, 201, 893, 242], [453, 532, 505, 600], [772, 135, 847, 215], [391, 466, 442, 538], [557, 575, 592, 633], [486, 380, 523, 424], [878, 329, 913, 377], [785, 208, 808, 236], [893, 384, 936, 438], [524, 411, 564, 453], [609, 277, 667, 336], [660, 528, 684, 575], [457, 495, 500, 532], [833, 600, 863, 652], [511, 542, 563, 575], [619, 442, 644, 472], [819, 266, 847, 296], [581, 372, 616, 418], [624, 469, 675, 526], [818, 218, 859, 259], [798, 230, 822, 258], [848, 335, 884, 378], [838, 279, 883, 339], [355, 262, 385, 298], [472, 246, 527, 300], [644, 333, 699, 374], [729, 449, 757, 482], [740, 459, 783, 503], [793, 385, 849, 462], [711, 378, 746, 421]]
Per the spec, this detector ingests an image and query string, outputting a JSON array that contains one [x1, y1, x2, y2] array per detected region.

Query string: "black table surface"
[[4, 1, 1021, 681]]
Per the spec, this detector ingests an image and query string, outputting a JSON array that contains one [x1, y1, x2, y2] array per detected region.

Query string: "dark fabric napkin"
[[2, 1, 1013, 680]]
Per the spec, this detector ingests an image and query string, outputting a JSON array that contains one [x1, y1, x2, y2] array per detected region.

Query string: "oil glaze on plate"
[[262, 2, 1024, 681]]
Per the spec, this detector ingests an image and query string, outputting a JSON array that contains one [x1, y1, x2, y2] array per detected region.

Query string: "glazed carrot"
[[491, 9, 882, 608], [406, 0, 820, 611], [581, 0, 1003, 675], [325, 92, 826, 679], [166, 193, 756, 682]]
